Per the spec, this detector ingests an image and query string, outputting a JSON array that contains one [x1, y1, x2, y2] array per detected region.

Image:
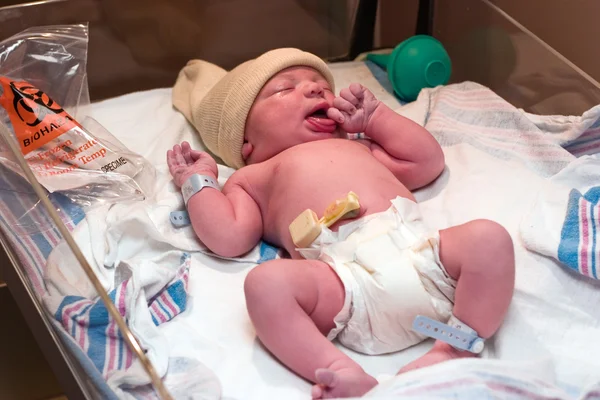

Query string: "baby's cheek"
[[325, 92, 336, 104]]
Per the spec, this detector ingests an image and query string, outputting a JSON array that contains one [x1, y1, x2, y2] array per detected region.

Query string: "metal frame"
[[416, 0, 435, 35], [347, 0, 379, 60], [340, 0, 435, 61]]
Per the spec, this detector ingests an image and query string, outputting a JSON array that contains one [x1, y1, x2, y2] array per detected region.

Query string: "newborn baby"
[[169, 48, 515, 399]]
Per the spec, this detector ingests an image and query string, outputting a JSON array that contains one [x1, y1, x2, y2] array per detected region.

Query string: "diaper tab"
[[297, 248, 321, 260]]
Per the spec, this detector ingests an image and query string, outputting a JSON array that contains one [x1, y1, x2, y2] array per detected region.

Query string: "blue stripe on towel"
[[558, 187, 600, 279]]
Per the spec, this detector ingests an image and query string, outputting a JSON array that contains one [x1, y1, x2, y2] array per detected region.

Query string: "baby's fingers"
[[168, 144, 185, 166], [349, 83, 366, 100], [339, 87, 360, 107], [166, 149, 176, 169], [174, 146, 187, 166], [332, 97, 356, 114], [181, 141, 194, 164], [327, 107, 345, 124], [167, 150, 185, 178]]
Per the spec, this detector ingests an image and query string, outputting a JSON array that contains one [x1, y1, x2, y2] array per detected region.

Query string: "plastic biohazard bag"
[[0, 24, 155, 208]]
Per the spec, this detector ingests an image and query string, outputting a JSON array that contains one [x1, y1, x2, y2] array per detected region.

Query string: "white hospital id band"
[[346, 132, 370, 140], [181, 174, 219, 205], [412, 315, 485, 354]]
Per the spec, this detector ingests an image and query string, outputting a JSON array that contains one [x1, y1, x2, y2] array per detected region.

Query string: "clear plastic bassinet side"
[[0, 24, 172, 399], [0, 120, 174, 399]]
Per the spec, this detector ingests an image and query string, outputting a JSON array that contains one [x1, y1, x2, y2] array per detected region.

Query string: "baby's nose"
[[304, 82, 324, 97]]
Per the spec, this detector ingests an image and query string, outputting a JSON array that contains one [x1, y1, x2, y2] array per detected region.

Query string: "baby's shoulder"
[[228, 162, 269, 187], [224, 163, 274, 203]]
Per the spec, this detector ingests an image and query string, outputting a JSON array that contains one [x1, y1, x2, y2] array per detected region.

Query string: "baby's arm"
[[365, 103, 445, 190], [167, 142, 262, 257], [188, 179, 262, 257], [328, 84, 445, 190]]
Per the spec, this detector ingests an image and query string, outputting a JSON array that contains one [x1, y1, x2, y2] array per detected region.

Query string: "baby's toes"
[[311, 384, 325, 399]]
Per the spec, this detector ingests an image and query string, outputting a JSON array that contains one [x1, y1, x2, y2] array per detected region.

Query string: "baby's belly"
[[258, 139, 414, 255], [265, 180, 413, 257]]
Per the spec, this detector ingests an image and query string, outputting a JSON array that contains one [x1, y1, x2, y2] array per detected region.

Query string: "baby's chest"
[[280, 147, 371, 174]]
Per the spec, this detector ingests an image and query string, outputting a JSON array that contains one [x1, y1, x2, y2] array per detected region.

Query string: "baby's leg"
[[400, 219, 515, 373], [244, 259, 377, 399]]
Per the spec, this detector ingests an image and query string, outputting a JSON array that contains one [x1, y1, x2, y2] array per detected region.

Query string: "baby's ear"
[[242, 141, 254, 160]]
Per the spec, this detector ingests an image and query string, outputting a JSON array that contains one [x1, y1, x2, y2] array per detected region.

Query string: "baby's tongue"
[[307, 111, 335, 124], [307, 113, 336, 132]]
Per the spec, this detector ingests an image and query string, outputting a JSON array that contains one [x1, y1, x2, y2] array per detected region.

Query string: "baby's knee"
[[244, 262, 276, 299], [244, 260, 291, 307], [469, 219, 515, 268]]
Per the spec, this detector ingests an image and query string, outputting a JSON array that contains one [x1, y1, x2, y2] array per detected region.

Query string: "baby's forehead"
[[270, 66, 328, 82]]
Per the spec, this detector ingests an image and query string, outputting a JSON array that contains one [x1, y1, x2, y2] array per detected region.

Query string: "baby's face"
[[243, 66, 338, 164]]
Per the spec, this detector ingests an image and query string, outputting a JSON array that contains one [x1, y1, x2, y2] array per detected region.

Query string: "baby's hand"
[[327, 83, 380, 133], [167, 141, 218, 188]]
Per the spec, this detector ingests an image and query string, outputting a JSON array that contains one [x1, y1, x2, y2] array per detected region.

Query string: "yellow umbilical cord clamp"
[[289, 192, 360, 248]]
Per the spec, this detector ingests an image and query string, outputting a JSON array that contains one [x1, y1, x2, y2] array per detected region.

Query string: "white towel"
[[520, 156, 600, 280]]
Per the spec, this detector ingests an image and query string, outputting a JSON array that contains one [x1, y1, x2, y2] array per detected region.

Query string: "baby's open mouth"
[[308, 108, 328, 118], [306, 106, 336, 133]]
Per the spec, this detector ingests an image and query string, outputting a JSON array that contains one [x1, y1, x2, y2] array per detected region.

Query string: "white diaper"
[[299, 196, 456, 355]]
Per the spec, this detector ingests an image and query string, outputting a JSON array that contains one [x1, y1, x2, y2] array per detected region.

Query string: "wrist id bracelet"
[[346, 132, 370, 140], [181, 174, 219, 205], [170, 174, 219, 228]]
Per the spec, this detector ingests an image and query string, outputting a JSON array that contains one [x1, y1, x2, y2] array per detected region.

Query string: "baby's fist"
[[327, 83, 380, 133], [167, 141, 218, 188]]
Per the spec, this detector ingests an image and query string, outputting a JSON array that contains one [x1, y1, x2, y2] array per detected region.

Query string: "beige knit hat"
[[172, 48, 335, 169]]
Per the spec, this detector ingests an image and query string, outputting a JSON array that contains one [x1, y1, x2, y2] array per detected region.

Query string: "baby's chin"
[[308, 126, 344, 141], [306, 132, 339, 142]]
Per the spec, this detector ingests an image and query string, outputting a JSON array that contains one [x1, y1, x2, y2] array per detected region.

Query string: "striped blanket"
[[403, 81, 600, 177], [0, 166, 84, 293], [362, 358, 600, 400], [49, 256, 189, 378], [558, 186, 600, 279]]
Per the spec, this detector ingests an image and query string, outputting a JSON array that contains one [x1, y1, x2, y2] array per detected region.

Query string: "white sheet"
[[72, 61, 600, 399]]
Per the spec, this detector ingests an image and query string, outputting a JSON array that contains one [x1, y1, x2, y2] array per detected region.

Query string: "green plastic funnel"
[[367, 35, 452, 102]]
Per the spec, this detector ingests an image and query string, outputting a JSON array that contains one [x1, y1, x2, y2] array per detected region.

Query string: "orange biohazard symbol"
[[0, 77, 79, 154]]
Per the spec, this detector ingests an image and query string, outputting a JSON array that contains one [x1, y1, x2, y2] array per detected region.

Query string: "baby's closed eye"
[[269, 84, 294, 96]]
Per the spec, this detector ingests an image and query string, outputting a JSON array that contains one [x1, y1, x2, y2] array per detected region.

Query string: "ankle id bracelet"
[[412, 315, 485, 354]]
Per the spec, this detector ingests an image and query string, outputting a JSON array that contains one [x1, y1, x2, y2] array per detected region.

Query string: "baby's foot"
[[398, 341, 475, 374], [311, 365, 377, 399]]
